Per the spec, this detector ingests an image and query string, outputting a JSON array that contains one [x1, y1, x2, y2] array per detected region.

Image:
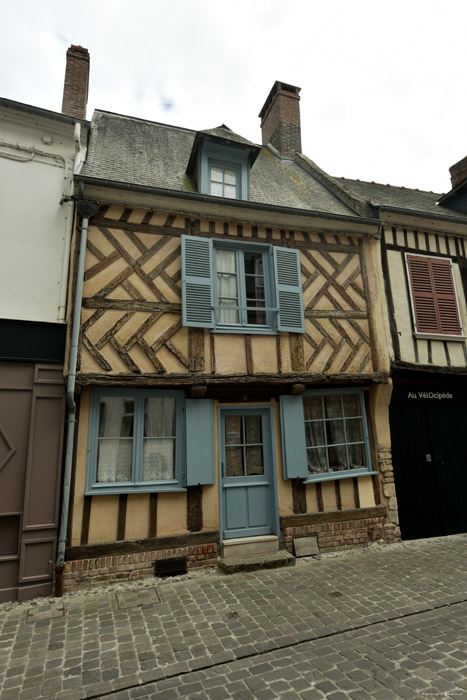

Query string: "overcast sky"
[[2, 0, 466, 194]]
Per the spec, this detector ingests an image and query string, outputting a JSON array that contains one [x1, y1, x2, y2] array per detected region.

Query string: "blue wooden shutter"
[[181, 235, 214, 328], [273, 247, 305, 333], [279, 395, 308, 479], [185, 399, 215, 485]]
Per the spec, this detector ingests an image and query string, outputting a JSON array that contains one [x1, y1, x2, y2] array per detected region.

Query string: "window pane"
[[97, 439, 132, 482], [307, 447, 327, 474], [225, 416, 242, 445], [216, 249, 237, 274], [211, 167, 223, 182], [245, 275, 265, 301], [211, 182, 223, 196], [218, 300, 239, 324], [327, 419, 345, 445], [247, 309, 267, 325], [304, 396, 323, 421], [329, 445, 347, 471], [343, 393, 361, 417], [246, 446, 264, 475], [144, 398, 176, 437], [305, 420, 325, 448], [143, 439, 175, 480], [349, 443, 366, 468], [245, 415, 262, 444], [324, 395, 342, 418], [224, 184, 237, 198], [244, 252, 262, 276], [224, 169, 237, 185], [346, 418, 363, 443], [99, 397, 134, 437], [226, 446, 243, 476]]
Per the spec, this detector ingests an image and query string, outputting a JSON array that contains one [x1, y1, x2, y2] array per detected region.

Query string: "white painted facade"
[[0, 102, 88, 323]]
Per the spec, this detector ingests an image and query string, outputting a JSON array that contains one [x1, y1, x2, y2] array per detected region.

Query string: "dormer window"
[[210, 165, 238, 199], [186, 126, 260, 202]]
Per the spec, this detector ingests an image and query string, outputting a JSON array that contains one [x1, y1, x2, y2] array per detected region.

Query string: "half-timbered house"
[[338, 164, 467, 541], [62, 82, 399, 590]]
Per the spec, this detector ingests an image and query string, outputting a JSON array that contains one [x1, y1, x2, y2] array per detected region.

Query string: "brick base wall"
[[62, 543, 218, 592], [282, 517, 399, 554]]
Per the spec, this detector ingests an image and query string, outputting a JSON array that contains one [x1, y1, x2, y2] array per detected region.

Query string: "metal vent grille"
[[154, 557, 188, 578]]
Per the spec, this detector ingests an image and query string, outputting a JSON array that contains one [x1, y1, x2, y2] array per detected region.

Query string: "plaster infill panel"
[[213, 335, 246, 374], [339, 479, 355, 510], [305, 483, 319, 513], [87, 495, 119, 544], [357, 476, 375, 509], [125, 494, 150, 540], [71, 389, 91, 546], [321, 481, 337, 512], [156, 492, 187, 536], [387, 251, 416, 364], [250, 335, 278, 374]]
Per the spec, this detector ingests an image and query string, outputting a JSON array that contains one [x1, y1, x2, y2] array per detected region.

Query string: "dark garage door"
[[390, 396, 467, 540]]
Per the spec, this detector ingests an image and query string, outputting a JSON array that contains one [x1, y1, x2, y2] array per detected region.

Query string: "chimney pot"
[[259, 81, 301, 157], [449, 155, 467, 189], [62, 45, 90, 120]]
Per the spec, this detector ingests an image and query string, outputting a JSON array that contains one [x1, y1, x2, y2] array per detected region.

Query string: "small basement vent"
[[154, 557, 188, 578]]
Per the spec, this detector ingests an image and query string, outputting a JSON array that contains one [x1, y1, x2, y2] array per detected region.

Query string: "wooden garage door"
[[0, 363, 65, 602]]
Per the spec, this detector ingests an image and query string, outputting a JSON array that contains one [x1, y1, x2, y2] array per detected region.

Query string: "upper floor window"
[[210, 165, 239, 199], [406, 254, 463, 338], [181, 234, 305, 334]]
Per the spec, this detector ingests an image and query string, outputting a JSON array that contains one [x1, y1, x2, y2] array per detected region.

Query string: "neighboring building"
[[63, 82, 399, 590], [338, 166, 467, 540], [0, 46, 90, 601]]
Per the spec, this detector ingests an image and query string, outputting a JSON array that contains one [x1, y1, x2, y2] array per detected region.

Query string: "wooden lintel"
[[188, 385, 207, 398]]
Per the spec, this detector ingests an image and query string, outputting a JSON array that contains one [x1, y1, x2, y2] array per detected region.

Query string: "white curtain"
[[143, 398, 176, 481], [97, 398, 133, 483], [216, 249, 238, 323]]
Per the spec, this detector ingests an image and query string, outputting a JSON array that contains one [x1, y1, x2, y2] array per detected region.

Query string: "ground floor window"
[[280, 388, 374, 482], [85, 389, 215, 494]]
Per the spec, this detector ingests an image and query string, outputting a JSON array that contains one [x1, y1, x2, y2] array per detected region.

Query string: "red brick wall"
[[62, 45, 90, 120]]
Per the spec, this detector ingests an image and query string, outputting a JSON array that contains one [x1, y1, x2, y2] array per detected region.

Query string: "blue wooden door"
[[220, 407, 277, 539]]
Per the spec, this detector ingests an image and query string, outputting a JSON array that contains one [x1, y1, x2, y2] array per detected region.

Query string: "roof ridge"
[[337, 176, 442, 197], [93, 109, 197, 135]]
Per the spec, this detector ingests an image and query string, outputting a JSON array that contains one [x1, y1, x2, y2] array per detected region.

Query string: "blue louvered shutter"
[[185, 399, 215, 485], [273, 247, 305, 333], [181, 235, 214, 328], [279, 395, 308, 479]]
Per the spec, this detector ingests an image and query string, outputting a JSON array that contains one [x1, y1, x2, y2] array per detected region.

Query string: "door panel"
[[220, 408, 277, 540]]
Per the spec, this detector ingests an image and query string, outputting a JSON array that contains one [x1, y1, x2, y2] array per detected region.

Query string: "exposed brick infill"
[[282, 515, 399, 555], [62, 542, 218, 592]]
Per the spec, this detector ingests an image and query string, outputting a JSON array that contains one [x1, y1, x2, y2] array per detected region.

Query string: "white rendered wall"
[[0, 108, 86, 323]]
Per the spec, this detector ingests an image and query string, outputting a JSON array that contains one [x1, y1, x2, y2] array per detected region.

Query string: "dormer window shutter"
[[181, 235, 214, 328], [273, 247, 305, 333], [407, 255, 462, 336]]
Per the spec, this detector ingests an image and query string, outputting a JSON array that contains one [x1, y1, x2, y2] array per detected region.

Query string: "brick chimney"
[[62, 45, 90, 120], [259, 81, 301, 156], [449, 155, 467, 189]]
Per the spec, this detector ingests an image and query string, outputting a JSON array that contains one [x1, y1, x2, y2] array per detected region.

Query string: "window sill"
[[211, 327, 279, 336], [414, 332, 466, 342], [303, 470, 378, 484], [85, 484, 186, 496]]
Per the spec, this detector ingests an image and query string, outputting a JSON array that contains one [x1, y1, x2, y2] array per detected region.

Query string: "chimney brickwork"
[[259, 81, 301, 156], [449, 156, 467, 189], [62, 45, 90, 120]]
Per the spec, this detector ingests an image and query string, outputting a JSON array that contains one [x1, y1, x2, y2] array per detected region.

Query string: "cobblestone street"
[[1, 535, 467, 699]]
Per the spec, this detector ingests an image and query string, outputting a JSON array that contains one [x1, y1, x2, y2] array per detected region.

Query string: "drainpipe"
[[55, 198, 98, 597]]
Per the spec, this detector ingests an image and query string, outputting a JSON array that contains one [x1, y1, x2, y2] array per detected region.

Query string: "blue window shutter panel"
[[181, 235, 214, 328], [185, 399, 215, 485], [274, 247, 305, 333], [279, 395, 308, 479]]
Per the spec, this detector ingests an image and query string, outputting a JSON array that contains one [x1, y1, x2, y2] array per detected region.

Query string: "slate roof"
[[80, 111, 362, 218], [337, 177, 467, 222]]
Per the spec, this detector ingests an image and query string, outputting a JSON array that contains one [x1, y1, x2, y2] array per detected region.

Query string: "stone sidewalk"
[[1, 534, 467, 699]]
